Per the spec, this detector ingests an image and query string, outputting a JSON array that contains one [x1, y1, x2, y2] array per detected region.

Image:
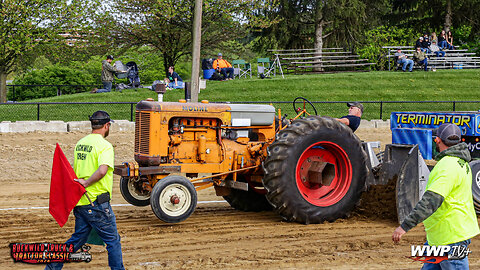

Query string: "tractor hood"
[[136, 100, 276, 126]]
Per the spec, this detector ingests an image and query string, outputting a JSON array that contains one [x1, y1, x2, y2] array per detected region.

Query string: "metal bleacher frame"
[[267, 48, 375, 74]]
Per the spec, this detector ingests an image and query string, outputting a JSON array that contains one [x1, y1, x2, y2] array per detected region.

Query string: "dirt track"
[[1, 128, 480, 269]]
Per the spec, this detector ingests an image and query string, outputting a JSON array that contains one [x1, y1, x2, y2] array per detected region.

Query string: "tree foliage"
[[0, 0, 97, 102], [10, 64, 96, 101], [252, 0, 389, 52], [98, 0, 271, 74]]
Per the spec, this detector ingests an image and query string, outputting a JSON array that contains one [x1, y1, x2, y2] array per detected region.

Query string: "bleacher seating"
[[384, 46, 480, 70], [268, 48, 375, 74]]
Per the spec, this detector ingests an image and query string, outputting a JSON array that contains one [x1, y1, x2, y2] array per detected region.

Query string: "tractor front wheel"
[[150, 175, 197, 223], [263, 116, 367, 224], [120, 177, 150, 206]]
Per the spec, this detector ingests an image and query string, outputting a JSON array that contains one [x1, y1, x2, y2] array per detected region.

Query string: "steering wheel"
[[292, 97, 318, 116]]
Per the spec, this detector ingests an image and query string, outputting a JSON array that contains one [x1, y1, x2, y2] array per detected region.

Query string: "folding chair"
[[232, 59, 252, 79], [257, 58, 274, 77]]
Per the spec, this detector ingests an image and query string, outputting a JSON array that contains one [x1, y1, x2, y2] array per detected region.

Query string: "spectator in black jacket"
[[422, 37, 431, 53], [415, 37, 423, 49]]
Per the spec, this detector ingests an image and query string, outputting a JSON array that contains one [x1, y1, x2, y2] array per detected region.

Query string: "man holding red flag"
[[47, 110, 124, 270]]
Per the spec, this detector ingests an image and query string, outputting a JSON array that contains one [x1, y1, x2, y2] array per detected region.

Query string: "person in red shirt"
[[213, 53, 234, 80]]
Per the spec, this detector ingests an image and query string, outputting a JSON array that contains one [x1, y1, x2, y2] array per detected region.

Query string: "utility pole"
[[190, 0, 202, 103]]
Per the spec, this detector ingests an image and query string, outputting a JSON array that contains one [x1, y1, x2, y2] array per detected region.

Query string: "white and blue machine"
[[390, 111, 480, 213], [391, 111, 480, 160]]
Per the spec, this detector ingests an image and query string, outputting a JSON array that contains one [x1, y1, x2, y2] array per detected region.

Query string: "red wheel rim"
[[295, 141, 352, 207]]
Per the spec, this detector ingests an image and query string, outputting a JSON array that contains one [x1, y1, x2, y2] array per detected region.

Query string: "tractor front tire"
[[120, 177, 150, 206], [263, 116, 367, 224], [150, 175, 197, 223]]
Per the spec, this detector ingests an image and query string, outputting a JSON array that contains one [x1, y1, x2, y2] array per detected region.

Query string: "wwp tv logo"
[[410, 244, 471, 264]]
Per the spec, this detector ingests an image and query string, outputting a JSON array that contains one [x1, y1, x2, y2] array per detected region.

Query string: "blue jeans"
[[421, 48, 432, 54], [439, 41, 454, 50], [168, 81, 184, 89], [421, 239, 471, 270], [435, 51, 446, 57], [220, 67, 234, 79], [398, 58, 414, 71], [45, 201, 124, 270], [418, 58, 428, 71], [96, 82, 113, 93]]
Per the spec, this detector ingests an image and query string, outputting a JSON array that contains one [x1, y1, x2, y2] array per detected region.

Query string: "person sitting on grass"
[[166, 66, 184, 89], [413, 46, 429, 71]]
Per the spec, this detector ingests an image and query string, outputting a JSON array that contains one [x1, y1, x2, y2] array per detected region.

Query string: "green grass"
[[5, 70, 480, 121]]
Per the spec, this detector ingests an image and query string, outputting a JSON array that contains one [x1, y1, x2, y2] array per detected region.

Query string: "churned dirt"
[[0, 127, 479, 269]]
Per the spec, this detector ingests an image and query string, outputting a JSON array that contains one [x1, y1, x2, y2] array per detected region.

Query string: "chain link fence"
[[1, 101, 479, 122]]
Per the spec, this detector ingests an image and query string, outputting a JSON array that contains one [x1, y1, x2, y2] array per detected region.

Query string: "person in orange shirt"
[[213, 53, 234, 80]]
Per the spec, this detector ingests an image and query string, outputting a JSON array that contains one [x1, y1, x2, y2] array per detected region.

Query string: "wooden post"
[[0, 72, 6, 103], [190, 0, 202, 103]]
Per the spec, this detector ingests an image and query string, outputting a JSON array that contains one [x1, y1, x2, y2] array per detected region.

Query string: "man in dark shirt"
[[335, 102, 363, 132]]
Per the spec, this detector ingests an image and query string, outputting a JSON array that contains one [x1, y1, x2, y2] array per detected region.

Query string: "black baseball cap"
[[89, 110, 114, 127], [106, 55, 114, 60], [347, 102, 364, 113], [433, 123, 461, 145]]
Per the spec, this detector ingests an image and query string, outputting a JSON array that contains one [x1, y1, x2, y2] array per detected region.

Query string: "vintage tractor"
[[114, 98, 424, 224]]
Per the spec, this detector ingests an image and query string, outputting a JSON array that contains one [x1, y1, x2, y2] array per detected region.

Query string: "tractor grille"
[[135, 112, 150, 154]]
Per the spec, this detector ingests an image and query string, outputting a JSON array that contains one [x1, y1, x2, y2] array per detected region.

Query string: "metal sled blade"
[[396, 145, 429, 224]]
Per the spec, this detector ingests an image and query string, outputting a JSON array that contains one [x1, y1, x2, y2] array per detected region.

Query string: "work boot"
[[90, 88, 97, 93]]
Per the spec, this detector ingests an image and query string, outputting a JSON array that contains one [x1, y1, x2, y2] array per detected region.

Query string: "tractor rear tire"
[[120, 177, 150, 206], [223, 177, 272, 212], [150, 175, 197, 223], [263, 116, 367, 224]]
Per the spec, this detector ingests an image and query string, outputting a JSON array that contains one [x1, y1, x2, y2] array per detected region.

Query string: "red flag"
[[49, 143, 86, 227]]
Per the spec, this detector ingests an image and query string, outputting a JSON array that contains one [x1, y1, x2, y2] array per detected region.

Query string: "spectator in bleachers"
[[422, 37, 432, 53], [415, 37, 423, 49], [447, 31, 455, 50], [213, 53, 234, 80], [430, 32, 438, 44], [413, 46, 429, 71], [394, 48, 414, 72], [429, 40, 446, 57], [438, 30, 453, 50]]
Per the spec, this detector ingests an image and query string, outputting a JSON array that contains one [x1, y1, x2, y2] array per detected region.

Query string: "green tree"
[[252, 0, 389, 52], [389, 0, 480, 39], [101, 0, 271, 74], [0, 0, 96, 102]]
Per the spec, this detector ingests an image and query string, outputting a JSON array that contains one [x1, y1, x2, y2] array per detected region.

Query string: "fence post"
[[453, 101, 456, 111], [130, 103, 134, 122], [380, 101, 383, 120], [37, 104, 40, 120], [11, 85, 15, 101], [57, 86, 62, 96]]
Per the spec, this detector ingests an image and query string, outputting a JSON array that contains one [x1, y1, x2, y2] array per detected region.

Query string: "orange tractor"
[[114, 98, 425, 224]]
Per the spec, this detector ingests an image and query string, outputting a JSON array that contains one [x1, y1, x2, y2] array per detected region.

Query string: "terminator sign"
[[391, 111, 480, 159]]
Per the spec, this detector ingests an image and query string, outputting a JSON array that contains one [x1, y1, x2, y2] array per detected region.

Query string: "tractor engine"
[[126, 99, 277, 190]]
